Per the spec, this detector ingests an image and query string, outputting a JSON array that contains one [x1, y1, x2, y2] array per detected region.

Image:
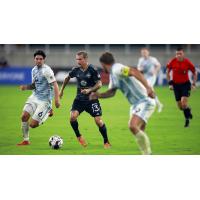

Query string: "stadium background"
[[0, 44, 200, 155], [1, 44, 200, 85]]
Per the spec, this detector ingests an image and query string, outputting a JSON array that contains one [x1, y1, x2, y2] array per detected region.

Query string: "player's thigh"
[[85, 99, 102, 117], [31, 102, 51, 127], [22, 102, 37, 121], [181, 82, 191, 101], [129, 114, 145, 134], [70, 99, 84, 118], [129, 114, 144, 128], [173, 85, 182, 102]]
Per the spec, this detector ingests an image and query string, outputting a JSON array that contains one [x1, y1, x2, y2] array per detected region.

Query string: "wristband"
[[168, 80, 173, 85]]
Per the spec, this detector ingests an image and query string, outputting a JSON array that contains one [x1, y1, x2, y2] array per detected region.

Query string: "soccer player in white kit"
[[90, 52, 156, 155], [137, 48, 163, 112], [17, 50, 60, 145]]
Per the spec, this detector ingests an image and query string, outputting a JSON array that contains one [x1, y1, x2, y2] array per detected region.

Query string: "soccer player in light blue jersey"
[[90, 52, 156, 155], [17, 50, 60, 145], [137, 47, 163, 112]]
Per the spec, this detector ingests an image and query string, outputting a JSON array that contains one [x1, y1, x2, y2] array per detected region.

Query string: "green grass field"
[[0, 85, 200, 155]]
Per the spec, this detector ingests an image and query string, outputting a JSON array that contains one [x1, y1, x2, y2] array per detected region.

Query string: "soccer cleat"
[[184, 119, 190, 128], [77, 136, 87, 147], [104, 142, 111, 149], [17, 140, 30, 146], [49, 109, 53, 117]]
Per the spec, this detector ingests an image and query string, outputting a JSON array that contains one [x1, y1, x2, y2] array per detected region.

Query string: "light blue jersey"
[[109, 63, 148, 105], [32, 64, 56, 102]]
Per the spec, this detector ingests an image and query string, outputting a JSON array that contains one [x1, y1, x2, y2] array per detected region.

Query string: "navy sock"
[[99, 124, 109, 144], [70, 120, 81, 137]]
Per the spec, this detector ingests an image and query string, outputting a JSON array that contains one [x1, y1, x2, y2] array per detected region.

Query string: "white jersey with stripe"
[[137, 56, 160, 79], [109, 63, 148, 105], [31, 64, 56, 102]]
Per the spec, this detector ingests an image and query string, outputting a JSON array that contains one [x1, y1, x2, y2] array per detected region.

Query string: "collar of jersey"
[[79, 64, 90, 72]]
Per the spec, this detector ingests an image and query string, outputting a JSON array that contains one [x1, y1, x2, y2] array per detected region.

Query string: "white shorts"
[[130, 98, 156, 123], [146, 76, 157, 87], [23, 95, 52, 125]]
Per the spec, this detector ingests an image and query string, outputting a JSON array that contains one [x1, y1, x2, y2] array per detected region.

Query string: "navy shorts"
[[71, 99, 102, 117]]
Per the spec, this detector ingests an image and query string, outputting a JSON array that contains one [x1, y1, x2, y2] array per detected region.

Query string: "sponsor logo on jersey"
[[80, 80, 87, 86]]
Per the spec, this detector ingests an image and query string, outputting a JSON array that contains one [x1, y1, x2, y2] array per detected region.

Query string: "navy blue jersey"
[[69, 64, 101, 100]]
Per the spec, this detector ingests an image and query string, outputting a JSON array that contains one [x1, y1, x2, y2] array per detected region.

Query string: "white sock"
[[155, 96, 162, 106], [135, 130, 152, 155], [21, 122, 29, 141]]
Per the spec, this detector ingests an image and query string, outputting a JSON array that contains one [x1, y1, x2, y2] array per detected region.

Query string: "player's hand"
[[147, 87, 155, 98], [81, 88, 92, 95], [169, 85, 174, 90], [55, 99, 61, 108], [59, 91, 63, 99], [192, 83, 196, 90], [19, 85, 27, 91], [89, 92, 99, 100]]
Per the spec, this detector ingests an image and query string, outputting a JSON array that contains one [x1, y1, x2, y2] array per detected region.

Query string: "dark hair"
[[76, 51, 88, 58], [176, 47, 184, 51], [34, 50, 46, 59], [99, 52, 115, 65]]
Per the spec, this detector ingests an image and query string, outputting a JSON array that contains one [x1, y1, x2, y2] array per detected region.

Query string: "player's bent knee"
[[29, 122, 39, 128], [21, 113, 29, 122], [129, 124, 138, 135], [30, 124, 38, 128], [177, 103, 182, 110], [94, 117, 103, 127], [181, 101, 188, 109], [70, 115, 78, 122]]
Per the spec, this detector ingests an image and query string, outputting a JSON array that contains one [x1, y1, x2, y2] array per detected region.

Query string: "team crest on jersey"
[[80, 80, 87, 86], [86, 73, 91, 78]]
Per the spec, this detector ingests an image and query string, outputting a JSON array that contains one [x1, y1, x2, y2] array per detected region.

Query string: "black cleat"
[[184, 119, 190, 127]]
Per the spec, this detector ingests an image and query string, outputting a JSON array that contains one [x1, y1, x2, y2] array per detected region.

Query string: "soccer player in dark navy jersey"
[[59, 51, 111, 148]]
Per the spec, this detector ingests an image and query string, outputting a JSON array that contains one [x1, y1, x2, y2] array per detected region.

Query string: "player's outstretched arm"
[[128, 68, 155, 98], [53, 81, 60, 108], [59, 76, 71, 98], [81, 80, 102, 94], [90, 88, 117, 100], [192, 71, 197, 89], [154, 63, 161, 75], [19, 83, 35, 91]]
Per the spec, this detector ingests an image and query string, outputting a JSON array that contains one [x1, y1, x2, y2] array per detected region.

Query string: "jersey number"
[[92, 103, 100, 113]]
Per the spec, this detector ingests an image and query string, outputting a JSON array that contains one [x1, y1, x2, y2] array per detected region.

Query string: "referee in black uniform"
[[166, 47, 197, 127], [59, 51, 111, 148]]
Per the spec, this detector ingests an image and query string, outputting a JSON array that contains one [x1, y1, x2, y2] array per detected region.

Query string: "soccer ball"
[[49, 135, 63, 149]]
